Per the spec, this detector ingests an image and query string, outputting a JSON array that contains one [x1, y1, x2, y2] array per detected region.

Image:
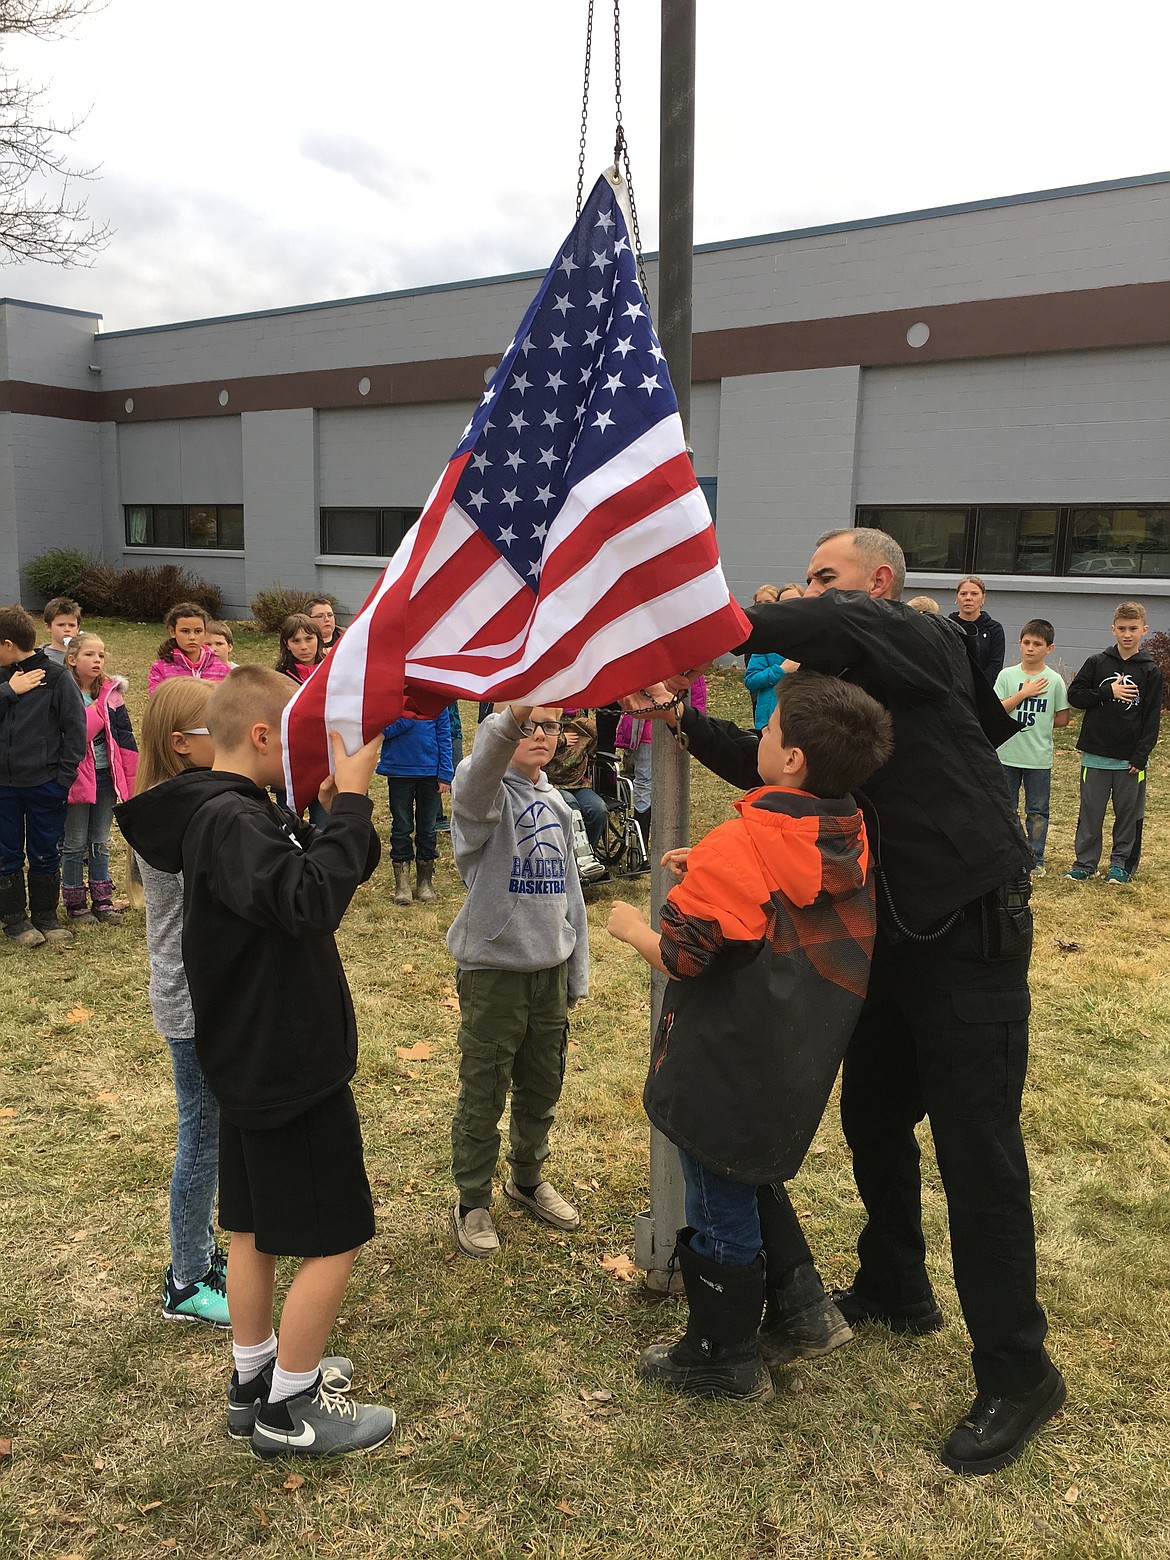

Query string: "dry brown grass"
[[0, 620, 1167, 1559]]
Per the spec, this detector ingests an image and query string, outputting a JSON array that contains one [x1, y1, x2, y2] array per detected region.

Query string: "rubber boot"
[[0, 873, 45, 948], [758, 1260, 853, 1367], [89, 879, 123, 925], [415, 860, 435, 903], [637, 1231, 773, 1401], [392, 862, 413, 906], [634, 808, 652, 873], [28, 872, 72, 943], [62, 883, 97, 924]]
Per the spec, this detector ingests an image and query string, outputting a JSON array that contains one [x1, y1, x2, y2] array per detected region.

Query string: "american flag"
[[282, 171, 750, 810]]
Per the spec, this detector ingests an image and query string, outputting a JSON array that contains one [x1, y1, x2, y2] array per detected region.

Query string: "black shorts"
[[218, 1086, 375, 1258]]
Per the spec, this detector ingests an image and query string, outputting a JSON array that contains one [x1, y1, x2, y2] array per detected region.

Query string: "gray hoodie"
[[136, 854, 195, 1038], [446, 710, 589, 1001]]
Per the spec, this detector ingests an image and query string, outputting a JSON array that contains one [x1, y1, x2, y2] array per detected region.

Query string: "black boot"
[[637, 1231, 773, 1401], [0, 872, 44, 948], [758, 1260, 853, 1366], [634, 808, 652, 872], [28, 872, 72, 943]]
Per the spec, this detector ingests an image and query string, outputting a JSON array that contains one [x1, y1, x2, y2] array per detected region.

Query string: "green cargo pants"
[[450, 963, 570, 1208]]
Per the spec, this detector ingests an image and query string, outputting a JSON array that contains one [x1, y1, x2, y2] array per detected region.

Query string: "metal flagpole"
[[633, 0, 695, 1293]]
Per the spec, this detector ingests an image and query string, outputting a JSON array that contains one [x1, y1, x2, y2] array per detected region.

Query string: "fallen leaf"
[[1139, 1028, 1152, 1039], [579, 1388, 613, 1403], [394, 1442, 416, 1458], [600, 1252, 638, 1283], [400, 962, 415, 972], [906, 1401, 922, 1411], [554, 1499, 577, 1516], [396, 1041, 435, 1062], [93, 1456, 104, 1471], [282, 1473, 305, 1491], [95, 1090, 119, 1103], [0, 1438, 11, 1458], [1063, 1485, 1079, 1504], [440, 996, 460, 1010], [139, 1500, 163, 1513], [809, 1144, 827, 1156], [253, 1502, 269, 1526], [71, 1229, 89, 1242], [64, 1006, 93, 1023], [161, 1542, 177, 1551], [0, 1107, 15, 1119], [1056, 939, 1081, 953]]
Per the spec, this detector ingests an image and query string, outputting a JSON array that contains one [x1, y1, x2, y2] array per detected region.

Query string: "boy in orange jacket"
[[608, 670, 892, 1400]]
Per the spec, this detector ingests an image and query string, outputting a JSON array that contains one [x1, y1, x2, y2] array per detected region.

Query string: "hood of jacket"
[[116, 768, 266, 874], [730, 786, 869, 909]]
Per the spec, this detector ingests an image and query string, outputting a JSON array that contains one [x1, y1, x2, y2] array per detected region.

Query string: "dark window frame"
[[856, 505, 1170, 580], [124, 504, 244, 550], [319, 506, 423, 558]]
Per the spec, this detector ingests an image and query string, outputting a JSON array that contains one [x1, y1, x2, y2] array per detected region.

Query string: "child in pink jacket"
[[147, 602, 230, 695], [63, 633, 139, 924]]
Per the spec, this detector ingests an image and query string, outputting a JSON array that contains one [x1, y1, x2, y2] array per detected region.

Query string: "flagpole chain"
[[576, 0, 595, 218], [612, 0, 648, 302]]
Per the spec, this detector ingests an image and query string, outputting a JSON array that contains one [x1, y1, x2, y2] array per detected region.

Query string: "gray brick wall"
[[118, 417, 243, 505], [714, 367, 861, 603], [3, 413, 103, 598], [241, 408, 318, 610]]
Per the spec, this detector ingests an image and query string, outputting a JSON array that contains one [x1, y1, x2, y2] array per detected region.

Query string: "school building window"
[[125, 505, 244, 550], [320, 507, 422, 557], [856, 506, 1170, 579]]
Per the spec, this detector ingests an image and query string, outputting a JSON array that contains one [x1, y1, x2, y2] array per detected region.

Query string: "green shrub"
[[24, 547, 95, 602], [251, 583, 313, 633], [80, 562, 224, 622]]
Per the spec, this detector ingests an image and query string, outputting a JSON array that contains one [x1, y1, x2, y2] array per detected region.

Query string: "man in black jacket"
[[0, 604, 86, 946], [631, 528, 1065, 1475]]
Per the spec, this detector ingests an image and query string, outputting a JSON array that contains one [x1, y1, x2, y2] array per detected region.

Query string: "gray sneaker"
[[451, 1203, 500, 1258], [251, 1375, 396, 1459], [227, 1356, 355, 1440], [503, 1177, 580, 1231]]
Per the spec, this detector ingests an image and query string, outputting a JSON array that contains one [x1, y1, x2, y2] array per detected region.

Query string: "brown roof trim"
[[2, 281, 1167, 425]]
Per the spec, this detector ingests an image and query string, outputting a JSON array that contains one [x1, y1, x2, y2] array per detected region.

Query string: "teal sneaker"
[[1065, 867, 1093, 881], [227, 1356, 356, 1439], [1105, 866, 1132, 885], [162, 1263, 230, 1329]]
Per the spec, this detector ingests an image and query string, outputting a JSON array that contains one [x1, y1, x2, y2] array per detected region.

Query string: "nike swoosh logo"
[[255, 1421, 316, 1448]]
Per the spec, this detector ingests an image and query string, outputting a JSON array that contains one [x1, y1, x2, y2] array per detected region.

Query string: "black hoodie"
[[1068, 645, 1163, 770], [117, 770, 380, 1129]]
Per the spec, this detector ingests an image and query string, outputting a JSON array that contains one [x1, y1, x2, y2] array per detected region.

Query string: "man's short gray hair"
[[817, 527, 907, 598]]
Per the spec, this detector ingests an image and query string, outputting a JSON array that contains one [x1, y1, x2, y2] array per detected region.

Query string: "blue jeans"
[[62, 770, 116, 888], [630, 744, 652, 813], [564, 786, 607, 850], [678, 1148, 762, 1267], [388, 777, 440, 863], [0, 780, 68, 876], [1002, 765, 1051, 866], [166, 1037, 220, 1287]]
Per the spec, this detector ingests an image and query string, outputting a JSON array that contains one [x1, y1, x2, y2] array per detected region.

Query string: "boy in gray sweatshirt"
[[446, 703, 589, 1258]]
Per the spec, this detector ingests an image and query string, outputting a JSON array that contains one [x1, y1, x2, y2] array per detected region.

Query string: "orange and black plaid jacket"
[[644, 785, 875, 1183]]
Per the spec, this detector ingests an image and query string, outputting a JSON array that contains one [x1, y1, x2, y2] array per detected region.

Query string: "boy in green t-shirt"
[[994, 618, 1070, 876]]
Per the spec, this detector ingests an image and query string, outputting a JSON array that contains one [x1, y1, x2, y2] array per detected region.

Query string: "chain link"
[[575, 0, 595, 218], [611, 0, 649, 302]]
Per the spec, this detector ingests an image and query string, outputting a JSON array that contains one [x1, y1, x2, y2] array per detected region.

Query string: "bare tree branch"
[[0, 0, 110, 266]]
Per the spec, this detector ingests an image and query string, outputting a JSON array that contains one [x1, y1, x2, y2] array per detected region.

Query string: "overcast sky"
[[2, 0, 1167, 333]]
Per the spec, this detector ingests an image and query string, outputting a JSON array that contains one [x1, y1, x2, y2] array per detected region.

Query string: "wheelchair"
[[588, 748, 649, 877]]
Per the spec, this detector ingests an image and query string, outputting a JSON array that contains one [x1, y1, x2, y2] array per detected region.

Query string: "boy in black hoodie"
[[117, 666, 395, 1459], [0, 604, 86, 946], [1066, 602, 1163, 885]]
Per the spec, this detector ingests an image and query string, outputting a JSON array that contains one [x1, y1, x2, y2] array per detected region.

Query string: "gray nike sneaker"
[[227, 1357, 355, 1440], [251, 1375, 397, 1459]]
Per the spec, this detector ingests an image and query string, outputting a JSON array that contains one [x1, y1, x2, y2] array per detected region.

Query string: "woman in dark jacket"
[[949, 575, 1005, 679]]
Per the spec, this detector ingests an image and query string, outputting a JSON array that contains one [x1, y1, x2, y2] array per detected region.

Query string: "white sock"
[[269, 1363, 320, 1405], [232, 1333, 277, 1384]]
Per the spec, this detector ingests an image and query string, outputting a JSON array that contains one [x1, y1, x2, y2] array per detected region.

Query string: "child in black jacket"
[[0, 603, 86, 946], [117, 665, 396, 1459], [1066, 601, 1163, 884]]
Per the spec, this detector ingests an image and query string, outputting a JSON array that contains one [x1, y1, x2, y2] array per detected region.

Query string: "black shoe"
[[759, 1294, 853, 1367], [830, 1284, 944, 1335], [637, 1232, 773, 1402], [940, 1364, 1067, 1475]]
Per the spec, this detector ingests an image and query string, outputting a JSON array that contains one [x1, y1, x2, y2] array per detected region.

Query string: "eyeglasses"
[[517, 719, 563, 736], [181, 727, 210, 736]]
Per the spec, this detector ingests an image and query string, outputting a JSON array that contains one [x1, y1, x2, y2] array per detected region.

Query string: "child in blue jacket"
[[377, 710, 454, 905]]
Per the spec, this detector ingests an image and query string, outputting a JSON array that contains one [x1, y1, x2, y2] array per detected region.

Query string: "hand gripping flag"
[[283, 171, 750, 810]]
